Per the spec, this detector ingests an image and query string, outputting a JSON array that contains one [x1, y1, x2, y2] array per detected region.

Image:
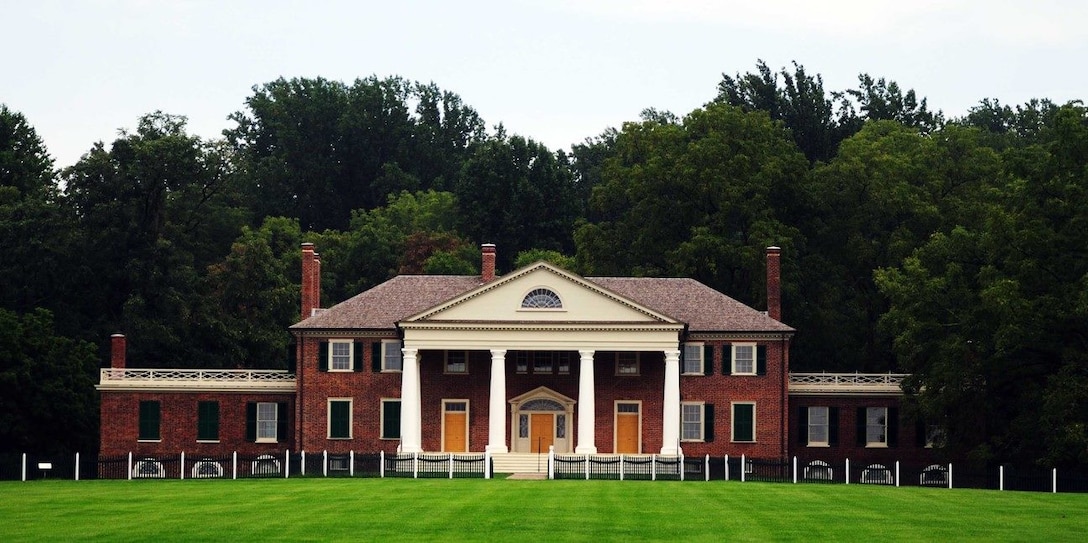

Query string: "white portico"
[[396, 262, 685, 455]]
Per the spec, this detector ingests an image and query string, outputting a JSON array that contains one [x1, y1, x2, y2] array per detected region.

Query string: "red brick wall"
[[679, 339, 790, 459], [98, 390, 294, 456], [787, 395, 939, 467], [419, 350, 493, 451]]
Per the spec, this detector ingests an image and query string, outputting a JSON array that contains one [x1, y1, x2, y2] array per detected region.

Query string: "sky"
[[4, 0, 1087, 169]]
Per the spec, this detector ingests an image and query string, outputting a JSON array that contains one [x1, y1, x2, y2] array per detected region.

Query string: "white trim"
[[327, 397, 353, 439], [328, 340, 353, 372], [865, 406, 889, 447], [256, 401, 278, 443], [444, 350, 469, 374], [381, 340, 403, 373], [680, 401, 705, 442], [615, 352, 640, 376], [731, 343, 757, 375], [807, 406, 829, 446], [518, 286, 566, 310], [682, 342, 704, 375]]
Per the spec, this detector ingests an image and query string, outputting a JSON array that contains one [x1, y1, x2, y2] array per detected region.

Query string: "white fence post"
[[724, 454, 729, 481], [999, 465, 1004, 491], [947, 463, 952, 489], [680, 453, 685, 482], [1053, 468, 1058, 494], [485, 450, 491, 480], [127, 452, 133, 481], [75, 452, 80, 481], [620, 455, 625, 481], [180, 451, 185, 480], [845, 458, 850, 485], [380, 450, 385, 478], [232, 451, 237, 480], [895, 461, 899, 487], [323, 450, 328, 477], [349, 450, 355, 477], [546, 447, 553, 480], [741, 455, 746, 483], [21, 453, 27, 482], [301, 451, 306, 476], [584, 454, 590, 480], [793, 456, 798, 484], [652, 455, 657, 481], [413, 452, 419, 479], [705, 455, 710, 482], [448, 453, 454, 479], [285, 449, 291, 479]]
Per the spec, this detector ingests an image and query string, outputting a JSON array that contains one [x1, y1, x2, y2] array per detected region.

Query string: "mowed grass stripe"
[[1, 479, 1085, 542]]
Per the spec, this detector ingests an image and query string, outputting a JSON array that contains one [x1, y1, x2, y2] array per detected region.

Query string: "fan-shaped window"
[[521, 288, 562, 309], [521, 399, 565, 411]]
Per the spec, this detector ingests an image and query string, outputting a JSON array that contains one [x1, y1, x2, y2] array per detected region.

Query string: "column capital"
[[490, 348, 508, 358]]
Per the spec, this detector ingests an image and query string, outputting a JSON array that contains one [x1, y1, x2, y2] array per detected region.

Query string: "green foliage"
[[0, 308, 98, 454], [514, 249, 577, 271]]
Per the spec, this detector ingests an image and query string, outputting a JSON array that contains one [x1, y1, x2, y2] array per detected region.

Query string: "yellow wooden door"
[[443, 402, 468, 452], [530, 413, 554, 453], [616, 404, 640, 454]]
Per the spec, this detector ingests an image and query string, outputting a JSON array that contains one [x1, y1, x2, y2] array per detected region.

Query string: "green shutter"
[[138, 401, 160, 440], [383, 400, 401, 439], [246, 402, 257, 442], [353, 341, 364, 372], [856, 407, 867, 446], [704, 404, 715, 442], [733, 404, 753, 442], [723, 343, 732, 375], [756, 346, 767, 375], [330, 401, 350, 438], [888, 407, 899, 447], [703, 345, 714, 375], [372, 342, 382, 373], [318, 342, 329, 372], [277, 402, 289, 443], [829, 407, 839, 446], [197, 401, 219, 441], [798, 406, 809, 445]]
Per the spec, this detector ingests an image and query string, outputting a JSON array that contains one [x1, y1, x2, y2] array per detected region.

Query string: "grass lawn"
[[1, 478, 1085, 542]]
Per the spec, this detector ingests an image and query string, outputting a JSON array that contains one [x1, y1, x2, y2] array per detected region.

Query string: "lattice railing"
[[99, 368, 296, 389], [789, 373, 907, 393]]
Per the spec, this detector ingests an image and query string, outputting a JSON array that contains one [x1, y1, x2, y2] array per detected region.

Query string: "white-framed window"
[[866, 407, 888, 447], [328, 398, 352, 439], [382, 340, 402, 372], [681, 402, 704, 441], [445, 351, 468, 374], [533, 352, 553, 373], [557, 351, 572, 374], [329, 340, 352, 371], [683, 343, 704, 374], [256, 402, 278, 443], [521, 288, 562, 309], [808, 406, 829, 446], [732, 343, 756, 375], [380, 398, 401, 440], [731, 402, 756, 442], [615, 352, 639, 376], [515, 351, 529, 374]]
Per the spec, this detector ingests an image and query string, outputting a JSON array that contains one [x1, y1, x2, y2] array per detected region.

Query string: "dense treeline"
[[1, 64, 1085, 468]]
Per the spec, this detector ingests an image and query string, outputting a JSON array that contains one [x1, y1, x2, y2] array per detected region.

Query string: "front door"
[[616, 402, 640, 454], [443, 401, 468, 452], [530, 413, 554, 453]]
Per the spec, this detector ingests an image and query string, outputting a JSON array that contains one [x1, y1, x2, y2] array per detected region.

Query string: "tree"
[[0, 308, 98, 454]]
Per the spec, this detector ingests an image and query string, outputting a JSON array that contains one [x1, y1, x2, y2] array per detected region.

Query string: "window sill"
[[255, 439, 279, 444], [865, 443, 888, 448], [327, 437, 353, 440], [444, 372, 469, 376], [379, 437, 401, 441], [196, 440, 220, 444], [137, 439, 162, 443], [328, 368, 353, 373], [680, 439, 705, 443], [380, 369, 403, 374], [806, 443, 830, 448], [731, 440, 756, 444], [681, 372, 704, 376]]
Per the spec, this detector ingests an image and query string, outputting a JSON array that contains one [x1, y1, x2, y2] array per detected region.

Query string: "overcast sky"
[[4, 0, 1087, 169]]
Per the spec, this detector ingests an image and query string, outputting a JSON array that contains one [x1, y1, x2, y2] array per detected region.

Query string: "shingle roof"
[[291, 273, 793, 333]]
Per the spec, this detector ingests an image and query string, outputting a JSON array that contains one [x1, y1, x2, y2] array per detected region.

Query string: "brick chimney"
[[110, 334, 126, 369], [766, 246, 782, 322], [301, 243, 317, 320], [312, 250, 322, 315], [481, 243, 497, 282]]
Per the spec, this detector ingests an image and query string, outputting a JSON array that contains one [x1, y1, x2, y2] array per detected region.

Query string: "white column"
[[661, 349, 681, 455], [399, 347, 422, 453], [575, 349, 597, 454], [486, 348, 509, 453]]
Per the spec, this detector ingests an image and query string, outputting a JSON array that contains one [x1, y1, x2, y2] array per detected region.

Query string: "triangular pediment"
[[402, 262, 679, 325]]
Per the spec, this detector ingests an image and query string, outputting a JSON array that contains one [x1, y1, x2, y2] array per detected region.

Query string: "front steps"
[[491, 452, 550, 474]]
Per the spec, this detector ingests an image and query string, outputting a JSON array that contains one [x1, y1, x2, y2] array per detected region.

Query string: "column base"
[[574, 446, 598, 454], [399, 445, 423, 454], [659, 446, 681, 456], [485, 444, 509, 454]]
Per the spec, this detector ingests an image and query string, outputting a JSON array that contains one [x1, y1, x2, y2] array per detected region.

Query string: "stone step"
[[491, 453, 550, 474]]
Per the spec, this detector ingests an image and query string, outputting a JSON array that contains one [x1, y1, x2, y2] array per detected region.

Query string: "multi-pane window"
[[138, 400, 161, 441], [683, 344, 703, 374], [446, 351, 468, 374], [381, 399, 401, 439], [256, 402, 278, 442], [616, 352, 639, 375], [808, 406, 829, 446], [329, 399, 352, 439], [732, 403, 755, 442], [383, 340, 402, 372], [515, 352, 529, 374], [682, 403, 704, 441], [330, 341, 352, 371], [557, 352, 572, 374], [556, 414, 566, 438], [514, 351, 573, 374], [521, 288, 562, 308], [197, 401, 219, 442], [866, 407, 888, 446], [732, 344, 755, 374], [518, 414, 529, 438], [533, 352, 553, 373]]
